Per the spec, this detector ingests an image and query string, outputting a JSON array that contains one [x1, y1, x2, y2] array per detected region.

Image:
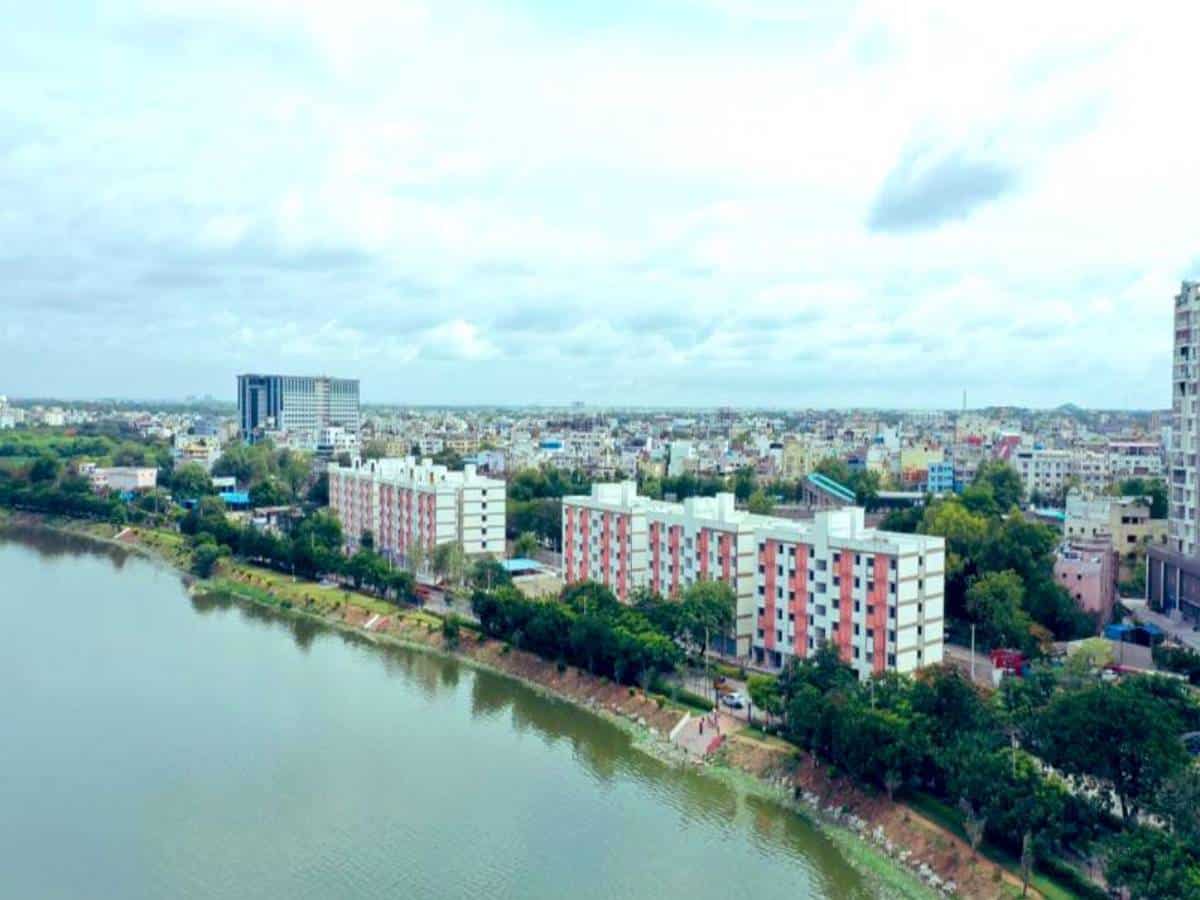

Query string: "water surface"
[[0, 526, 874, 899]]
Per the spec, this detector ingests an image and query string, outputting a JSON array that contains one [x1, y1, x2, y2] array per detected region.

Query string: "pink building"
[[1054, 539, 1116, 622]]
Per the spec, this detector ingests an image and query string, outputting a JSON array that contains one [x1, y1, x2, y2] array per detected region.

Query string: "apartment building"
[[561, 482, 945, 678], [1107, 441, 1164, 481], [1149, 281, 1200, 618], [1013, 448, 1073, 500], [328, 457, 506, 565]]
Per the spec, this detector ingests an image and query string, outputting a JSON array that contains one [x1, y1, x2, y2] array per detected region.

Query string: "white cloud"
[[0, 0, 1197, 405]]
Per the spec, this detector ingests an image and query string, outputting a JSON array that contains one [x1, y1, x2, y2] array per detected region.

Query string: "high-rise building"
[[237, 374, 359, 447], [561, 482, 945, 678], [1148, 281, 1200, 618]]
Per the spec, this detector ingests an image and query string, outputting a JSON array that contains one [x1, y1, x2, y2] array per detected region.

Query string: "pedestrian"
[[699, 719, 704, 735]]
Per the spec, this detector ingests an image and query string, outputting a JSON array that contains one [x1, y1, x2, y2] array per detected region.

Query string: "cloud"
[[868, 146, 1019, 233]]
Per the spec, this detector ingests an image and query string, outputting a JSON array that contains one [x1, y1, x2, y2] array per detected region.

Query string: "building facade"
[[1055, 538, 1117, 621], [1150, 282, 1200, 618], [328, 457, 506, 565], [238, 374, 360, 448], [561, 482, 945, 678]]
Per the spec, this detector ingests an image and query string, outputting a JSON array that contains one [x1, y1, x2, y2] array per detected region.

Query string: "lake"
[[0, 526, 876, 899]]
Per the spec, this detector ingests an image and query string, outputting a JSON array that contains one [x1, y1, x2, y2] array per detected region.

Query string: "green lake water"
[[0, 526, 877, 899]]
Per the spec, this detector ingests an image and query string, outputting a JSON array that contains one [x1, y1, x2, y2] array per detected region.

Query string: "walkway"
[[671, 710, 739, 758]]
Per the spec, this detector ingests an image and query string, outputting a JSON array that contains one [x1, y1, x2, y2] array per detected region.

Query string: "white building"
[[1013, 448, 1073, 501], [562, 482, 945, 678], [86, 466, 158, 492], [317, 426, 360, 461], [328, 457, 506, 565]]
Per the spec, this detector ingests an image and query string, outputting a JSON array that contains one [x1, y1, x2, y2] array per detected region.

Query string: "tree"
[[433, 541, 466, 586], [470, 557, 511, 591], [747, 674, 783, 720], [170, 463, 213, 498], [406, 539, 427, 575], [442, 613, 462, 647], [746, 488, 774, 514], [362, 439, 389, 461], [680, 580, 737, 679], [1019, 830, 1034, 898], [192, 542, 224, 578], [965, 570, 1036, 652], [1154, 766, 1200, 846], [28, 455, 61, 484], [249, 478, 289, 508], [959, 797, 987, 859], [973, 460, 1024, 511], [1035, 678, 1189, 821], [1105, 827, 1200, 900], [512, 531, 540, 559], [1117, 477, 1168, 520], [387, 570, 416, 604], [360, 530, 375, 551]]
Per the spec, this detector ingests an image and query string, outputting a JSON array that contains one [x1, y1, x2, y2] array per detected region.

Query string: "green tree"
[[973, 460, 1024, 511], [1105, 827, 1200, 900], [512, 531, 540, 558], [28, 455, 61, 484], [249, 478, 289, 508], [433, 541, 466, 586], [965, 570, 1036, 652], [170, 463, 213, 498], [746, 488, 774, 514], [442, 613, 462, 647], [1035, 678, 1189, 821], [1117, 477, 1168, 520], [192, 542, 224, 578]]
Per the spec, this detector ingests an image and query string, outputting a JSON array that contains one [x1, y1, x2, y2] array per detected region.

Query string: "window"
[[853, 623, 860, 636], [776, 608, 783, 621], [867, 581, 875, 593], [888, 605, 895, 619], [758, 564, 765, 574], [757, 606, 765, 617], [776, 630, 783, 643], [757, 629, 764, 639], [853, 646, 860, 659], [855, 554, 861, 565], [788, 612, 795, 622], [887, 653, 896, 666], [888, 629, 896, 642], [757, 585, 765, 596], [777, 564, 784, 577], [854, 576, 861, 589], [890, 559, 897, 571]]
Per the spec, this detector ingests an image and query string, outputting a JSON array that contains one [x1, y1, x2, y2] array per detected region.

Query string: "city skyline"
[[3, 2, 1198, 407]]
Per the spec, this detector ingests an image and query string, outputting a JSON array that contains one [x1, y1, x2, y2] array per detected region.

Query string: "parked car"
[[721, 691, 746, 709]]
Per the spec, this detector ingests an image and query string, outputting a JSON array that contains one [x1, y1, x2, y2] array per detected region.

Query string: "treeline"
[[471, 579, 735, 688], [881, 461, 1094, 652], [0, 470, 132, 522], [181, 496, 419, 604], [749, 650, 1200, 898]]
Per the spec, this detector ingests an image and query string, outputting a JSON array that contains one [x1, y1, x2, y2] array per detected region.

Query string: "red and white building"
[[328, 457, 506, 565], [562, 482, 945, 678]]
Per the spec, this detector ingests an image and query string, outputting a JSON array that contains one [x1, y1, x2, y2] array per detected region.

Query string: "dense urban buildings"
[[328, 457, 506, 564], [1148, 280, 1200, 617], [237, 374, 360, 448], [561, 482, 945, 677]]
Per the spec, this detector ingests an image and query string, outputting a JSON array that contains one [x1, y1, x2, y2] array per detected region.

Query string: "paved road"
[[942, 643, 996, 687]]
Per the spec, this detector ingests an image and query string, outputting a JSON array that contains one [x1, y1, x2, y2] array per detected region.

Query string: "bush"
[[442, 614, 462, 647]]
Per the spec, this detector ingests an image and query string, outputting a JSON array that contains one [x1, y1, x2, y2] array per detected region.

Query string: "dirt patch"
[[723, 735, 1037, 899]]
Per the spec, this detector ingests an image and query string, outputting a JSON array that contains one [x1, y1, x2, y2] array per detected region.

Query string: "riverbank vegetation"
[[746, 645, 1200, 899]]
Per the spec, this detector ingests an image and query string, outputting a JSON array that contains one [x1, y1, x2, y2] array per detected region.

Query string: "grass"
[[904, 792, 1098, 900]]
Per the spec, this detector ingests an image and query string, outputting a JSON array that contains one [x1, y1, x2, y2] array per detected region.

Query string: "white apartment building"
[[328, 457, 506, 564], [1168, 281, 1200, 556], [561, 483, 945, 678], [83, 465, 158, 493], [1107, 441, 1164, 482], [1014, 448, 1073, 501]]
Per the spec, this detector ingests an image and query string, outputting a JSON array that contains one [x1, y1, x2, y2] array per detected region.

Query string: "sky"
[[2, 0, 1198, 408]]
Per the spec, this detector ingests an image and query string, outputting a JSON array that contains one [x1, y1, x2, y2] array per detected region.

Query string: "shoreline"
[[2, 510, 1038, 899]]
